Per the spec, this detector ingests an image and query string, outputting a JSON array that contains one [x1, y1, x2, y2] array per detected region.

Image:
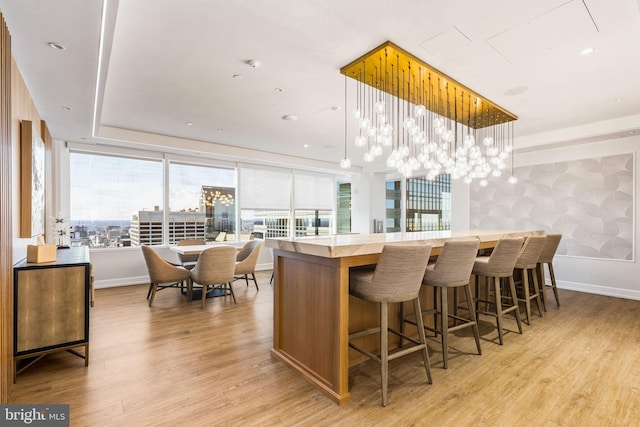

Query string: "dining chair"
[[141, 245, 190, 307], [176, 238, 206, 269], [189, 246, 237, 308], [234, 240, 262, 290], [348, 244, 433, 406]]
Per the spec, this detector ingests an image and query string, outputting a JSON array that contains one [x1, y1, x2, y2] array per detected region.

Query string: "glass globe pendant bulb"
[[339, 157, 351, 168], [415, 105, 427, 117], [363, 151, 375, 162], [381, 124, 393, 136], [508, 175, 518, 184], [358, 117, 370, 130], [375, 100, 385, 114], [403, 117, 415, 129], [354, 135, 366, 147], [382, 135, 393, 146], [479, 179, 489, 187], [367, 127, 377, 138], [372, 145, 383, 156], [483, 136, 493, 146], [352, 108, 361, 120]]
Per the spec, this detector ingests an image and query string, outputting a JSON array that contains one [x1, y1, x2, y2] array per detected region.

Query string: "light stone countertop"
[[265, 229, 544, 258]]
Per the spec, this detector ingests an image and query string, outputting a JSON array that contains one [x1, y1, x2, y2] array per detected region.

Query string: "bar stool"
[[404, 239, 481, 369], [513, 235, 546, 325], [348, 244, 432, 407], [472, 237, 524, 345], [537, 233, 562, 309]]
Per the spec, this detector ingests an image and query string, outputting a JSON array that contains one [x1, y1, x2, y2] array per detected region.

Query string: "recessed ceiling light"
[[247, 59, 261, 68], [233, 74, 243, 80], [330, 105, 342, 111], [282, 115, 298, 121], [217, 128, 224, 131], [48, 42, 66, 51], [80, 137, 87, 140], [61, 106, 72, 111], [303, 144, 309, 148], [614, 97, 624, 103], [580, 47, 595, 55], [274, 88, 283, 93], [185, 122, 193, 126]]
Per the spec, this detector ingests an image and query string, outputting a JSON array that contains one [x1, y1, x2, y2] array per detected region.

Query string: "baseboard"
[[558, 280, 640, 301]]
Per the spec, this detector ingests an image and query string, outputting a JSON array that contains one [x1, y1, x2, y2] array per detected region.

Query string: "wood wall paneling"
[[0, 11, 12, 404]]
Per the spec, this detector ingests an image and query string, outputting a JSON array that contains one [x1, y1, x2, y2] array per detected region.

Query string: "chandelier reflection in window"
[[339, 41, 518, 186]]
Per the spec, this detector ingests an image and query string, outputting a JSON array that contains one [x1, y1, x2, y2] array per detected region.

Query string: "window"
[[240, 166, 292, 239], [69, 152, 163, 247], [169, 163, 236, 243], [336, 182, 351, 234], [406, 174, 451, 231], [385, 175, 451, 233], [385, 180, 401, 232], [293, 172, 334, 236]]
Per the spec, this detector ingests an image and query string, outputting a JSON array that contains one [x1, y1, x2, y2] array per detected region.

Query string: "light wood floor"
[[9, 271, 640, 426]]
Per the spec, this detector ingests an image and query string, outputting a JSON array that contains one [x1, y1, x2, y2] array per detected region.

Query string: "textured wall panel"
[[470, 154, 634, 260]]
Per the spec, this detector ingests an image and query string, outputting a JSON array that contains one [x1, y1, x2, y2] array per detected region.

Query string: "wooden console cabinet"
[[13, 246, 91, 381]]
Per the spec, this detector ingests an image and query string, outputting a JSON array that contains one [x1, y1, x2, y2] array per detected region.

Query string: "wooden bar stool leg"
[[464, 284, 482, 355], [380, 302, 389, 407], [521, 270, 532, 325], [413, 298, 432, 384], [549, 263, 560, 306], [530, 269, 543, 318], [441, 287, 449, 369], [508, 276, 523, 334], [537, 264, 547, 312], [493, 277, 504, 345]]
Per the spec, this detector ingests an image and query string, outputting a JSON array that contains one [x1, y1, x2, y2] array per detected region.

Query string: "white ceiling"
[[1, 0, 639, 172]]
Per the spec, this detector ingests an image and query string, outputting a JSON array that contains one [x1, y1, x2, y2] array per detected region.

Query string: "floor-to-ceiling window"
[[386, 174, 451, 233], [69, 152, 163, 247], [336, 182, 351, 234], [406, 174, 451, 231], [168, 162, 236, 243]]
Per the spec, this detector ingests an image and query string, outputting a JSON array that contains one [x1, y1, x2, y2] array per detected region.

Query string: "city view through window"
[[69, 153, 340, 248]]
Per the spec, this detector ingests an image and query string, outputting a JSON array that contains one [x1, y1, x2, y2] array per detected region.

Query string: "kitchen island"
[[265, 229, 542, 404]]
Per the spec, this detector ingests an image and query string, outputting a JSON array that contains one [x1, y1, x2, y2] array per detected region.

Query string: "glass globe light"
[[508, 175, 518, 184], [417, 151, 427, 163], [352, 108, 361, 120], [386, 156, 397, 168], [354, 135, 366, 147], [382, 135, 392, 146], [378, 114, 386, 125], [492, 169, 502, 177], [433, 117, 444, 129], [504, 145, 513, 153], [408, 156, 420, 170], [428, 142, 438, 153], [498, 151, 508, 160], [479, 179, 489, 187], [367, 127, 377, 138], [482, 136, 493, 146], [463, 176, 473, 184], [381, 123, 393, 136], [375, 100, 385, 114], [463, 134, 475, 147], [443, 129, 454, 142], [358, 117, 370, 130], [487, 147, 499, 156], [403, 117, 415, 129], [363, 151, 375, 162], [415, 105, 427, 117], [399, 145, 410, 157], [372, 144, 383, 156], [339, 157, 351, 168]]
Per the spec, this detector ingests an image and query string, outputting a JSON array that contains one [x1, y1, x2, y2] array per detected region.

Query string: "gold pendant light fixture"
[[339, 41, 518, 185]]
